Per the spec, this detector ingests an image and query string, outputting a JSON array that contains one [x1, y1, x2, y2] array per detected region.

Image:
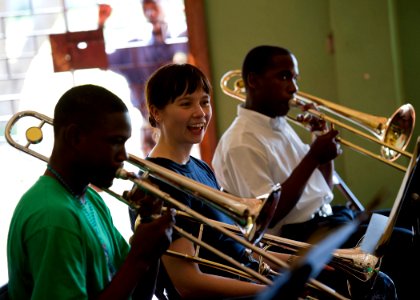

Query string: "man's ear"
[[63, 124, 82, 147], [247, 72, 258, 89]]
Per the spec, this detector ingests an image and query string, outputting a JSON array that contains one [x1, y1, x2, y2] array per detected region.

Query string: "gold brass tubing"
[[220, 69, 415, 172]]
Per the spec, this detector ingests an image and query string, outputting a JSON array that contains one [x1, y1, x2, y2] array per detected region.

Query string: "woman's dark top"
[[140, 156, 255, 300]]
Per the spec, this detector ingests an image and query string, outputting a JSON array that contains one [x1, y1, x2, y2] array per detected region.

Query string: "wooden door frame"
[[184, 0, 217, 166]]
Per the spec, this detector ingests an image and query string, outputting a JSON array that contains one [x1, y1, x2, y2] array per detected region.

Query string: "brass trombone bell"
[[220, 70, 416, 172]]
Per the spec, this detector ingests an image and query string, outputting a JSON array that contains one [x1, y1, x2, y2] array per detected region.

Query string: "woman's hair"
[[145, 63, 212, 127], [242, 45, 292, 88], [54, 84, 127, 136]]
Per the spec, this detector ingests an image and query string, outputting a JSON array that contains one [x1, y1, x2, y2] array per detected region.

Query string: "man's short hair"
[[54, 84, 128, 135], [242, 45, 292, 87]]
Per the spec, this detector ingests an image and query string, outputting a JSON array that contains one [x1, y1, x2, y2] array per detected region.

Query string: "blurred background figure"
[[100, 0, 188, 157]]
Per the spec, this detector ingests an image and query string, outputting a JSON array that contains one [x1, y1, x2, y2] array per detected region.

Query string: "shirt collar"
[[237, 104, 286, 131]]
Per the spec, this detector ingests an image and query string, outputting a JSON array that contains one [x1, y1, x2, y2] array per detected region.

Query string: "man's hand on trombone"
[[129, 208, 176, 261], [124, 179, 176, 260], [308, 129, 343, 165]]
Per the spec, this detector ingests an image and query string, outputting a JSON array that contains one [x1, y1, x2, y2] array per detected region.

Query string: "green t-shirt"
[[7, 176, 130, 299]]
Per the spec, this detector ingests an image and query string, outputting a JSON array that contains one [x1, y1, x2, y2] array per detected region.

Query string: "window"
[[0, 0, 190, 287]]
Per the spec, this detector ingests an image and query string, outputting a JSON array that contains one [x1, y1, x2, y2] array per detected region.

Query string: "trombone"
[[6, 110, 382, 300], [220, 69, 416, 172], [5, 111, 279, 278]]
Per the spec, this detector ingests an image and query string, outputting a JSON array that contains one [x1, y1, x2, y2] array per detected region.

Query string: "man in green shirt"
[[7, 84, 175, 299]]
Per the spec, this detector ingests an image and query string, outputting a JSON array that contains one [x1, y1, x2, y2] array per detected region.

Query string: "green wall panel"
[[203, 0, 419, 209]]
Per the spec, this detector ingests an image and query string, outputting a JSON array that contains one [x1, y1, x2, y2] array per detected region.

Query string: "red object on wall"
[[49, 29, 108, 72]]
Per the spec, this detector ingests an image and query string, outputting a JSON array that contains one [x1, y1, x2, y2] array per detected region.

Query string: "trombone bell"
[[382, 103, 415, 161]]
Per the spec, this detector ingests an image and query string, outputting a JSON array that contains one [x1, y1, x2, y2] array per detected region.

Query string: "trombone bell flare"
[[249, 184, 281, 244], [381, 103, 416, 161]]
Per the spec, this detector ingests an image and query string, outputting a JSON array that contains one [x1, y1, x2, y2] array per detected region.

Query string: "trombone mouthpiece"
[[115, 168, 140, 180], [115, 168, 129, 179], [288, 98, 298, 107], [289, 98, 305, 108]]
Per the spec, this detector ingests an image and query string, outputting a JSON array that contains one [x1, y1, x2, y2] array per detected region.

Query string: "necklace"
[[82, 200, 116, 280], [47, 164, 85, 203], [47, 164, 115, 280]]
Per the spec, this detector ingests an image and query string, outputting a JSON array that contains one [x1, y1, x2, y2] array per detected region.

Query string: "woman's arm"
[[162, 237, 266, 299]]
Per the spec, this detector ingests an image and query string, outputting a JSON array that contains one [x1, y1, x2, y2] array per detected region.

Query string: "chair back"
[[0, 283, 8, 300]]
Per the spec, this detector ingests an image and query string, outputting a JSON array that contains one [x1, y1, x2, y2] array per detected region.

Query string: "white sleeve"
[[218, 144, 277, 199]]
